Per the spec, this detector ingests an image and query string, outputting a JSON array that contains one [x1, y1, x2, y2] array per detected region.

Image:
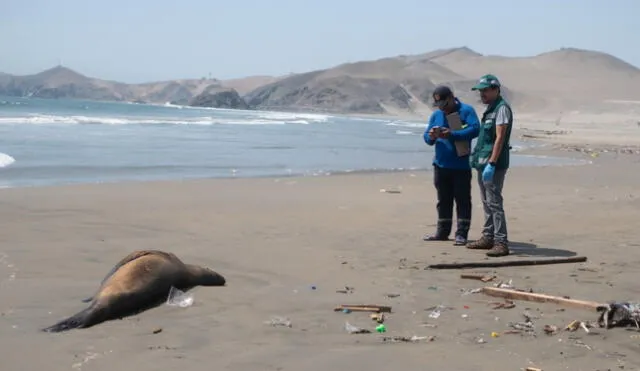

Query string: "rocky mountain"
[[188, 85, 249, 109], [0, 66, 252, 109], [244, 48, 518, 116], [2, 46, 639, 115]]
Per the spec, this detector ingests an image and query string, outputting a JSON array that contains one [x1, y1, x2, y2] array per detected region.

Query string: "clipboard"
[[446, 112, 470, 157]]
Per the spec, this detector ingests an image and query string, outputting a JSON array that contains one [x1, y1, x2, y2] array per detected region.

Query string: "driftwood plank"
[[427, 256, 587, 269], [481, 287, 605, 311]]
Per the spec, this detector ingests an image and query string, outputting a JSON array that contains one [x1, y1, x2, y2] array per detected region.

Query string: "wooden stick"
[[460, 273, 485, 280], [334, 305, 392, 313], [482, 287, 605, 311], [427, 256, 587, 269]]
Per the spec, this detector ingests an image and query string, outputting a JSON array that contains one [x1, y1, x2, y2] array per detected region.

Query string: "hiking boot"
[[466, 236, 494, 250], [486, 242, 510, 257]]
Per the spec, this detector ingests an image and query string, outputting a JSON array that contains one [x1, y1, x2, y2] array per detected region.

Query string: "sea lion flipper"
[[80, 250, 160, 302], [42, 307, 93, 333]]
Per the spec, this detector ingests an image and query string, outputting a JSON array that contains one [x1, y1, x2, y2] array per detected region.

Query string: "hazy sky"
[[2, 0, 638, 83]]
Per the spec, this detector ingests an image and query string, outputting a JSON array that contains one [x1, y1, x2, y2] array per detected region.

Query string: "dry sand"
[[0, 142, 639, 370]]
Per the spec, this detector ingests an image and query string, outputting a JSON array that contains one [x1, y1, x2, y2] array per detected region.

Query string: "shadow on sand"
[[508, 241, 578, 258]]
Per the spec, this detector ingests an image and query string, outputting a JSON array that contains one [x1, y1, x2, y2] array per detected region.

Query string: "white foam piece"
[[0, 153, 15, 168]]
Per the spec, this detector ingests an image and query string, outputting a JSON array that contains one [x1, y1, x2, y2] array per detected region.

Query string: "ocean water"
[[0, 96, 582, 188]]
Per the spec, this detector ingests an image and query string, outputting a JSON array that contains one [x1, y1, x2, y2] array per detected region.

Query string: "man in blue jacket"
[[423, 85, 480, 245]]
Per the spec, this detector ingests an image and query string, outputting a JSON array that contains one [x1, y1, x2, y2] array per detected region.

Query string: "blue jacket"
[[423, 98, 480, 170]]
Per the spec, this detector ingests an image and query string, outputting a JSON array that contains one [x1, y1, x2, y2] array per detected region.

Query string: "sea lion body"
[[43, 250, 226, 333]]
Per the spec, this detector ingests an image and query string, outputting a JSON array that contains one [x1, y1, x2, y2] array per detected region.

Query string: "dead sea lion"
[[42, 250, 226, 333]]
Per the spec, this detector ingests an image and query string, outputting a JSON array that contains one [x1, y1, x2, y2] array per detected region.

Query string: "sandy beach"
[[0, 141, 639, 371]]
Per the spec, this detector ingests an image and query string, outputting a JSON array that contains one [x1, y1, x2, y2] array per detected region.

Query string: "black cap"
[[432, 85, 453, 108]]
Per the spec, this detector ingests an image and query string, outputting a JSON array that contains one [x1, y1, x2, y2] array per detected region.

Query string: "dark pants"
[[433, 164, 472, 238]]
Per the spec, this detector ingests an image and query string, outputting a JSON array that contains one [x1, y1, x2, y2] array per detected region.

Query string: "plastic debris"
[[508, 313, 536, 334], [336, 286, 354, 294], [565, 320, 592, 333], [382, 335, 434, 343], [166, 286, 194, 308], [490, 300, 516, 309], [494, 279, 514, 289], [370, 313, 385, 323], [543, 324, 558, 335], [460, 288, 483, 296], [427, 304, 451, 319], [265, 316, 292, 328], [380, 188, 402, 194], [596, 302, 640, 329], [345, 321, 371, 334]]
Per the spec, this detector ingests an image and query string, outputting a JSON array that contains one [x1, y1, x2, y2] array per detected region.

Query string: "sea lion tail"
[[42, 308, 91, 333]]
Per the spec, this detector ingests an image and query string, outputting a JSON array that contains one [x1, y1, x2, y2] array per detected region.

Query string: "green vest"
[[470, 96, 513, 170]]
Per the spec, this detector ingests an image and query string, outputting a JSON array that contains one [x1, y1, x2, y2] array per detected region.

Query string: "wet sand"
[[0, 147, 639, 371]]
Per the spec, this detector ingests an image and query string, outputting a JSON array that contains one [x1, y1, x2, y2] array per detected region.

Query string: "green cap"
[[471, 74, 501, 90]]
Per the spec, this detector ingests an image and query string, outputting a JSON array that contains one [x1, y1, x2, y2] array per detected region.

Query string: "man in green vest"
[[466, 74, 513, 257]]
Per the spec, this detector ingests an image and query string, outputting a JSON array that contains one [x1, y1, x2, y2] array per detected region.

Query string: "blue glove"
[[482, 163, 495, 182]]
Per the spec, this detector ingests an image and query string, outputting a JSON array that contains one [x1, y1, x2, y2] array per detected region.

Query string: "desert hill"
[[431, 47, 640, 109], [1, 46, 639, 116], [243, 47, 522, 115]]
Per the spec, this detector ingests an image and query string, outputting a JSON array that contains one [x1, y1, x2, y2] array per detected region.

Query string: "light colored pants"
[[477, 168, 508, 243]]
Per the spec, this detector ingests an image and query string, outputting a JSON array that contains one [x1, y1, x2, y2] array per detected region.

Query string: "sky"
[[1, 0, 638, 83]]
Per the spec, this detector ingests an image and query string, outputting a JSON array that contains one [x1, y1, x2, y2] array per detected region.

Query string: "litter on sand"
[[334, 304, 392, 313], [166, 286, 194, 307], [596, 302, 640, 330], [460, 273, 496, 282], [490, 300, 516, 310], [265, 316, 293, 328], [345, 321, 371, 334], [381, 335, 435, 343]]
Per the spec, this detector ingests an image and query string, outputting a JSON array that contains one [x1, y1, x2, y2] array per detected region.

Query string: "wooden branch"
[[481, 287, 605, 311], [334, 304, 392, 313], [427, 256, 587, 269]]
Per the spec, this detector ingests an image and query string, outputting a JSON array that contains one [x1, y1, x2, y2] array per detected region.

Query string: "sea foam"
[[0, 113, 326, 126]]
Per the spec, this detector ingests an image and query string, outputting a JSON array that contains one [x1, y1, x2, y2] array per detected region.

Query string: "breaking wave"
[[385, 120, 425, 128], [0, 111, 331, 126]]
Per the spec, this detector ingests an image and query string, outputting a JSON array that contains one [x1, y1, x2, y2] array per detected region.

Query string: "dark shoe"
[[423, 233, 449, 241], [486, 242, 510, 257], [466, 236, 494, 250], [453, 235, 467, 246]]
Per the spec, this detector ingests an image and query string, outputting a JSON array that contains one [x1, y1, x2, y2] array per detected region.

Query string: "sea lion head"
[[184, 264, 226, 287]]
